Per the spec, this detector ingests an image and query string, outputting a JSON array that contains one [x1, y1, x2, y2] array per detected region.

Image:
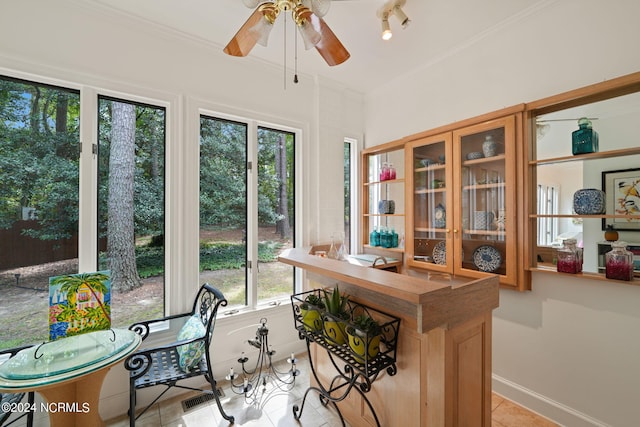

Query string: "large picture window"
[[0, 76, 80, 349], [97, 96, 166, 326], [199, 115, 295, 308]]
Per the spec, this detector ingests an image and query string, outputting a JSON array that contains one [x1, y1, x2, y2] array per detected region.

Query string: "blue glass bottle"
[[391, 229, 399, 248], [572, 117, 599, 155], [369, 227, 380, 247]]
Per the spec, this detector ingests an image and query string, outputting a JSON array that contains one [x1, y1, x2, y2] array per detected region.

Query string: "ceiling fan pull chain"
[[283, 10, 287, 90], [294, 16, 299, 84]]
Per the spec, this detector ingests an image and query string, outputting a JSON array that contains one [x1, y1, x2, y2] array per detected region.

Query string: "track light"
[[381, 14, 393, 40], [378, 0, 410, 40], [393, 5, 410, 28]]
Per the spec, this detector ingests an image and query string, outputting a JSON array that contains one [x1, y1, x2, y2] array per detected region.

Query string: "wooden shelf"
[[462, 153, 506, 166], [529, 146, 640, 166], [529, 266, 640, 287], [364, 178, 405, 186], [530, 214, 640, 220]]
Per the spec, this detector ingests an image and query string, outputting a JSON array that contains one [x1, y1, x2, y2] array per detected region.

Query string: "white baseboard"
[[492, 374, 611, 427]]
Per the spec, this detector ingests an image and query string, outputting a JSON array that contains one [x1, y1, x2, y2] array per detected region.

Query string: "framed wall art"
[[602, 168, 640, 231]]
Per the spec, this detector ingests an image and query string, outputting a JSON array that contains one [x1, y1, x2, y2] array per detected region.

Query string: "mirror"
[[534, 89, 640, 273]]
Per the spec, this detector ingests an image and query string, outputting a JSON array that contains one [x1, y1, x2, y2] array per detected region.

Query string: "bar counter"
[[279, 247, 499, 427]]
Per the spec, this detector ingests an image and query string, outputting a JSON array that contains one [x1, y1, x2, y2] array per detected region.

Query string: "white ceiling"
[[87, 0, 551, 93]]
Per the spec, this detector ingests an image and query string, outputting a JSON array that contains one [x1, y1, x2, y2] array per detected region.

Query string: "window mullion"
[[246, 122, 259, 309]]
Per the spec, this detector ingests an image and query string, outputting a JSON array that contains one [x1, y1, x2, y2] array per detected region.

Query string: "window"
[[0, 76, 80, 349], [344, 138, 358, 254], [97, 96, 166, 325], [199, 115, 296, 309]]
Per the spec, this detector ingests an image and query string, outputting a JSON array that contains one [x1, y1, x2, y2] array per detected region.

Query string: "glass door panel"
[[457, 126, 507, 275], [411, 136, 450, 270]]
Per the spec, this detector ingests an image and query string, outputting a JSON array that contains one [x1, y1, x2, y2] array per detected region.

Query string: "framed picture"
[[602, 168, 640, 231]]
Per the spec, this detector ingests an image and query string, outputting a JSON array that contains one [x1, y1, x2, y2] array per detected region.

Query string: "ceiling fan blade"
[[223, 7, 265, 57], [309, 14, 350, 66]]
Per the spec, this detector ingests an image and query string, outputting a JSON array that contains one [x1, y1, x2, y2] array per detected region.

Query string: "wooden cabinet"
[[525, 71, 640, 287], [405, 113, 523, 288]]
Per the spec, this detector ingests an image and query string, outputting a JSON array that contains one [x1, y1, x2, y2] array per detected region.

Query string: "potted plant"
[[321, 286, 350, 345], [346, 314, 382, 363], [299, 292, 324, 332]]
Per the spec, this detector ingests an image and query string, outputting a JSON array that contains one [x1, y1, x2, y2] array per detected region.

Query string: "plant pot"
[[323, 319, 348, 345], [300, 308, 322, 332], [347, 328, 381, 363]]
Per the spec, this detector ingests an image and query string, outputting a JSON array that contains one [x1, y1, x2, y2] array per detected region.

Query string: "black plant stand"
[[290, 290, 401, 427]]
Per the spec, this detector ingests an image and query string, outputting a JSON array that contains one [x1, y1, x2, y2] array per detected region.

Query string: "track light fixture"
[[381, 13, 392, 40], [377, 0, 411, 41]]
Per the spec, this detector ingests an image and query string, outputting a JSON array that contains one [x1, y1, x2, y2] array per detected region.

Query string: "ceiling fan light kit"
[[224, 0, 350, 68], [377, 0, 411, 41]]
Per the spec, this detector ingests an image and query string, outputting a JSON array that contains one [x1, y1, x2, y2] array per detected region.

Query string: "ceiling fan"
[[224, 0, 350, 66]]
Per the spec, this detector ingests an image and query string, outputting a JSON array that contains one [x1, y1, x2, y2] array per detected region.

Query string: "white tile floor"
[[106, 354, 351, 427]]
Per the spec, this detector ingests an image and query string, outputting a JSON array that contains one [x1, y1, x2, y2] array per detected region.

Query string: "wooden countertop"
[[279, 247, 499, 333]]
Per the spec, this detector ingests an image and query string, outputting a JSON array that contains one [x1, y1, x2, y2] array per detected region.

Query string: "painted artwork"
[[49, 271, 111, 340]]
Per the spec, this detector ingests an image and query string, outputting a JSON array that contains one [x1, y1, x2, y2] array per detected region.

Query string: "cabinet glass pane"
[[412, 140, 446, 262], [364, 149, 405, 249], [459, 127, 506, 274]]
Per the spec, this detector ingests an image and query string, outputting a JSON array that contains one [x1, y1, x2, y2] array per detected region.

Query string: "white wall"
[[364, 0, 640, 425], [0, 0, 363, 421]]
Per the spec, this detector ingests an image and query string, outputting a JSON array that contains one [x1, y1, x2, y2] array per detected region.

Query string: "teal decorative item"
[[572, 117, 599, 155]]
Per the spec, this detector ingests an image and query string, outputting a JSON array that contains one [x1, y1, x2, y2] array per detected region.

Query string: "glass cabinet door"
[[407, 133, 453, 272], [453, 116, 516, 282]]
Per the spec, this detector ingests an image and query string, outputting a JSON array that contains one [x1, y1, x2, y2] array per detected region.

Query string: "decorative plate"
[[472, 245, 501, 272], [433, 203, 446, 228], [466, 151, 484, 160], [432, 241, 446, 265]]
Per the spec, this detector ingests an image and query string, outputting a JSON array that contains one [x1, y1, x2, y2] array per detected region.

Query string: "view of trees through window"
[[97, 97, 166, 326], [199, 116, 294, 307], [0, 77, 80, 349]]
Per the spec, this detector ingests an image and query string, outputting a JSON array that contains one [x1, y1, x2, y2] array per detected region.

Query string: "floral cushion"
[[176, 315, 206, 372]]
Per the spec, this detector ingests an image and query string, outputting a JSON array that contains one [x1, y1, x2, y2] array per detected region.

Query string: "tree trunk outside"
[[275, 134, 291, 238], [108, 102, 141, 292]]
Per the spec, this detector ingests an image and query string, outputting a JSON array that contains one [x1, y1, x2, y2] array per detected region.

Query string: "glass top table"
[[0, 328, 141, 390]]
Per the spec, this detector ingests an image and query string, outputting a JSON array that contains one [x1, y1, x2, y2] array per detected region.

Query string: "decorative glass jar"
[[556, 238, 583, 274], [571, 117, 599, 155], [605, 241, 634, 281]]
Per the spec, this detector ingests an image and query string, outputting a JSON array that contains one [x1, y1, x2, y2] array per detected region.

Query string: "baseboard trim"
[[492, 374, 611, 427]]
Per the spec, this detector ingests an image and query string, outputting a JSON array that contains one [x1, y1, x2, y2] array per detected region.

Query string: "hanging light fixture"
[[377, 0, 411, 41]]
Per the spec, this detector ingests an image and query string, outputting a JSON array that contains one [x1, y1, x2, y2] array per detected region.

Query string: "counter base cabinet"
[[307, 287, 492, 426]]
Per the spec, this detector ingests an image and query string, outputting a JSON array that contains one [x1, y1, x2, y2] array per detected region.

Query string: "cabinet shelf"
[[414, 164, 446, 173], [529, 146, 640, 166], [463, 153, 506, 166], [463, 182, 506, 191], [465, 229, 506, 236], [414, 227, 447, 233], [415, 188, 446, 194], [529, 266, 640, 286], [363, 244, 405, 253], [364, 178, 405, 186], [364, 214, 405, 217], [530, 214, 640, 220]]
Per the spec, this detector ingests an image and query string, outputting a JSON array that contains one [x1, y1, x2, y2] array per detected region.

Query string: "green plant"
[[301, 293, 325, 310], [322, 286, 350, 319], [351, 314, 381, 337]]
